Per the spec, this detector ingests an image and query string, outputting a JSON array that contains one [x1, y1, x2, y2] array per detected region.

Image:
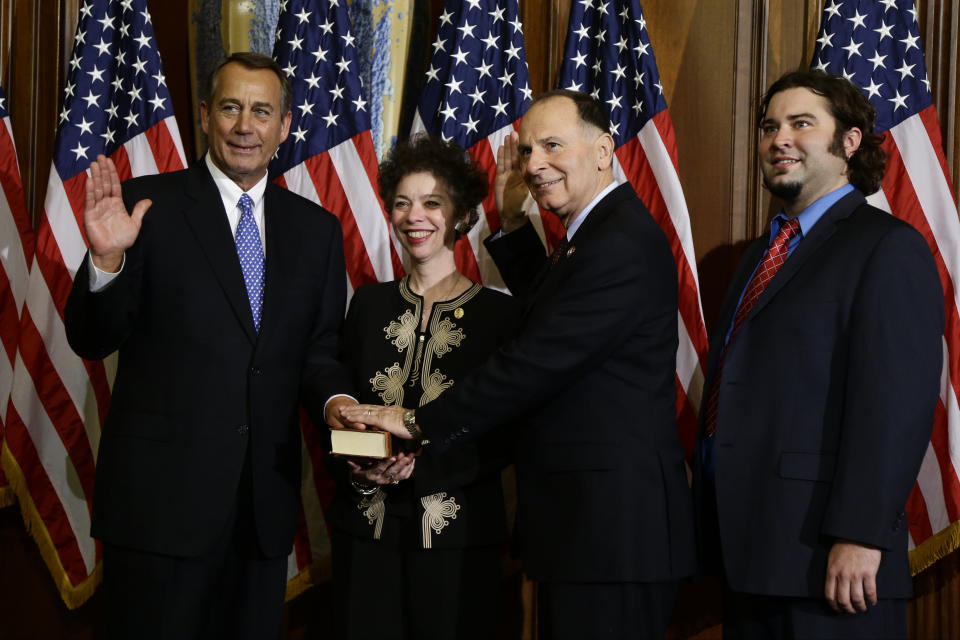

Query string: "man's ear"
[[596, 132, 614, 171], [843, 126, 862, 159]]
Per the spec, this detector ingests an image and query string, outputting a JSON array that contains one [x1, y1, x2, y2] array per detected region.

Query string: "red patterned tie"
[[704, 218, 800, 436], [550, 236, 569, 267]]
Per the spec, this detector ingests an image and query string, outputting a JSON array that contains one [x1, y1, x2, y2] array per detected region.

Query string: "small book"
[[330, 427, 394, 459]]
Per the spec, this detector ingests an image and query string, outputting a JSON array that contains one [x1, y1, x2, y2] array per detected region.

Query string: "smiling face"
[[389, 171, 461, 266], [759, 86, 861, 216], [200, 62, 291, 191], [517, 96, 614, 228]]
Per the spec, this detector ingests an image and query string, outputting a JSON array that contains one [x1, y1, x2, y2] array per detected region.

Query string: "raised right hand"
[[495, 131, 530, 234], [84, 154, 152, 272]]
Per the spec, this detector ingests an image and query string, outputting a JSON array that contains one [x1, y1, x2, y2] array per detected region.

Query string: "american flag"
[[270, 0, 401, 294], [811, 0, 960, 572], [0, 84, 34, 509], [558, 0, 709, 456], [411, 0, 566, 288], [270, 0, 401, 597], [2, 0, 186, 608]]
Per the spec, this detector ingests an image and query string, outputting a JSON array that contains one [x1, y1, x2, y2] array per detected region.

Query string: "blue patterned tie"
[[235, 193, 264, 332]]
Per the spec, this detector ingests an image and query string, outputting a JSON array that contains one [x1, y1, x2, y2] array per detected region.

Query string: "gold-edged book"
[[330, 427, 395, 459]]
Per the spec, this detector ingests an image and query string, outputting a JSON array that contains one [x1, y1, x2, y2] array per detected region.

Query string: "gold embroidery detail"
[[430, 317, 464, 358], [421, 369, 454, 406], [359, 490, 386, 540], [370, 363, 406, 406], [454, 307, 464, 319], [420, 492, 460, 548], [384, 309, 417, 351]]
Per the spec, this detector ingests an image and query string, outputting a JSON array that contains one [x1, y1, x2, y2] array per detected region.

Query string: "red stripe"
[[0, 269, 19, 362], [109, 145, 133, 183], [16, 308, 97, 507], [143, 121, 186, 173], [301, 153, 379, 288], [615, 136, 708, 366], [652, 110, 681, 172], [906, 478, 934, 548], [882, 140, 960, 409], [4, 403, 91, 585], [468, 139, 503, 233], [0, 122, 34, 257], [918, 106, 955, 189], [31, 213, 112, 426], [351, 131, 404, 279]]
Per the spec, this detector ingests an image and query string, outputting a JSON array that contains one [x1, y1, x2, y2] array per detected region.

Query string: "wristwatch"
[[402, 409, 423, 439]]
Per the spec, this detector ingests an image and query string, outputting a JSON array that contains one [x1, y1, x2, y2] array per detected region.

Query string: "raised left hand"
[[824, 539, 882, 613], [340, 404, 413, 439]]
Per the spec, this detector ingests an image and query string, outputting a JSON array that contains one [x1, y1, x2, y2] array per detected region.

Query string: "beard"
[[762, 174, 803, 202]]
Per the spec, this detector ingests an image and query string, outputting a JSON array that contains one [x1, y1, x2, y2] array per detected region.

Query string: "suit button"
[[250, 366, 262, 375], [238, 424, 249, 435]]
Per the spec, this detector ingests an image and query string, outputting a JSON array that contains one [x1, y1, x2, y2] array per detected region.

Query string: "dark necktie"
[[235, 193, 264, 333], [550, 236, 569, 267], [704, 218, 801, 436]]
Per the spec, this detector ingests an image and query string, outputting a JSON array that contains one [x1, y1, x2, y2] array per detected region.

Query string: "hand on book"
[[340, 404, 412, 439], [325, 395, 362, 429], [348, 452, 416, 486]]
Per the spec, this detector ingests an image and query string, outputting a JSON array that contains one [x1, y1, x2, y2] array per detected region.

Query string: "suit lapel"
[[258, 185, 296, 343], [743, 190, 863, 323], [180, 163, 258, 343]]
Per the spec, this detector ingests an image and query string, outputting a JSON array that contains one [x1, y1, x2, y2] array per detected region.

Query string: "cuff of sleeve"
[[88, 253, 125, 292]]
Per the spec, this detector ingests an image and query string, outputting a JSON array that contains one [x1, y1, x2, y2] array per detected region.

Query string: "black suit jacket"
[[416, 183, 697, 583], [694, 189, 944, 598], [65, 161, 348, 559]]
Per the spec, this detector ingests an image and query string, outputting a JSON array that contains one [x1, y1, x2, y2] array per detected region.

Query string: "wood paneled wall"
[[1, 1, 959, 638]]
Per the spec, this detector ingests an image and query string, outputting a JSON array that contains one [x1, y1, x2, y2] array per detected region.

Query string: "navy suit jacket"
[[65, 161, 348, 559], [416, 183, 697, 583], [695, 189, 944, 598]]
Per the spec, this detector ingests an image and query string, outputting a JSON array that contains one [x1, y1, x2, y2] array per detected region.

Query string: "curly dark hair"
[[759, 70, 886, 195], [378, 135, 489, 236]]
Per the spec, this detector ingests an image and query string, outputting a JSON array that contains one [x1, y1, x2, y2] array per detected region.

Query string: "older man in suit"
[[343, 90, 696, 638], [695, 70, 943, 639], [65, 52, 348, 639]]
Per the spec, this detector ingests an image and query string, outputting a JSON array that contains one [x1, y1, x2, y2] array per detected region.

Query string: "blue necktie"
[[235, 193, 264, 332]]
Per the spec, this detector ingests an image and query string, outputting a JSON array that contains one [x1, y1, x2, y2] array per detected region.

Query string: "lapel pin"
[[454, 308, 464, 319], [566, 245, 576, 258]]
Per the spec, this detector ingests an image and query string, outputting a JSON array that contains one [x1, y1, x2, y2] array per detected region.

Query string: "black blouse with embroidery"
[[327, 277, 519, 550]]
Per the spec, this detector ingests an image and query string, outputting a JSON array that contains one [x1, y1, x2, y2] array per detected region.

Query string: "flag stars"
[[283, 62, 296, 77], [298, 99, 314, 116], [319, 19, 334, 34], [97, 13, 115, 32], [127, 85, 142, 102], [341, 31, 355, 48], [874, 21, 894, 41], [81, 90, 100, 109], [614, 36, 628, 53], [619, 6, 630, 22], [510, 16, 522, 32], [463, 115, 479, 134], [59, 107, 70, 124], [132, 57, 148, 75], [900, 32, 920, 53], [80, 1, 93, 18], [491, 97, 508, 117], [291, 126, 307, 143], [565, 80, 583, 91], [611, 63, 627, 81], [149, 95, 166, 111], [457, 21, 477, 39], [304, 73, 321, 89], [124, 111, 139, 128], [465, 0, 481, 10], [134, 33, 151, 49], [632, 100, 644, 116], [847, 10, 867, 30], [635, 15, 646, 31], [105, 102, 119, 119], [432, 35, 447, 54], [824, 0, 842, 19], [452, 47, 470, 66], [294, 8, 311, 24], [476, 59, 493, 78], [329, 84, 345, 101], [863, 78, 883, 99], [574, 24, 590, 41], [868, 51, 886, 70], [605, 94, 622, 112], [77, 117, 94, 135], [817, 31, 834, 48], [119, 22, 130, 37], [94, 38, 112, 56], [312, 46, 328, 63], [445, 76, 463, 94], [87, 66, 105, 84], [440, 103, 457, 122], [438, 8, 454, 26], [322, 111, 340, 128], [896, 60, 916, 80], [111, 76, 124, 92], [100, 127, 116, 145], [468, 86, 485, 103], [572, 51, 588, 68], [634, 40, 649, 57], [425, 64, 440, 82], [521, 83, 532, 101], [888, 89, 909, 111], [841, 39, 863, 58], [153, 71, 166, 87], [70, 54, 83, 71], [879, 0, 897, 11], [72, 141, 90, 160], [336, 56, 352, 74], [593, 28, 606, 45], [288, 34, 304, 51], [489, 6, 505, 22], [64, 81, 77, 98], [352, 95, 367, 112], [481, 32, 498, 49], [505, 43, 521, 61]]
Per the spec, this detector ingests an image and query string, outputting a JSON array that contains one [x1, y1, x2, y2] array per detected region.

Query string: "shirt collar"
[[566, 181, 618, 240], [204, 153, 268, 209], [770, 183, 853, 242]]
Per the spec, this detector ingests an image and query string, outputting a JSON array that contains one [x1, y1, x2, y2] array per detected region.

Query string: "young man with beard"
[[695, 70, 943, 638]]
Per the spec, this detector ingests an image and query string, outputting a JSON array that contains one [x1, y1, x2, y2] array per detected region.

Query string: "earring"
[[454, 219, 471, 234]]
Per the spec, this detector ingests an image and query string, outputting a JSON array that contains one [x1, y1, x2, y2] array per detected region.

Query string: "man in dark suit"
[[695, 70, 944, 639], [65, 53, 347, 639], [343, 90, 696, 638]]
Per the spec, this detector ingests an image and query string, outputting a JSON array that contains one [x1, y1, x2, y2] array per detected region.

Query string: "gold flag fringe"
[[910, 519, 960, 576]]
